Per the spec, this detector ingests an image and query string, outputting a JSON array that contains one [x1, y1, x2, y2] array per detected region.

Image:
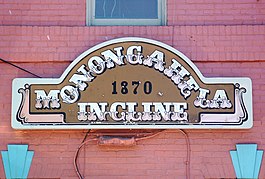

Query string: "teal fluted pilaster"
[[230, 144, 263, 179], [1, 144, 34, 179]]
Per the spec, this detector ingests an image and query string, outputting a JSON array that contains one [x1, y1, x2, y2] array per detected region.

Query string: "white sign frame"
[[12, 37, 253, 129]]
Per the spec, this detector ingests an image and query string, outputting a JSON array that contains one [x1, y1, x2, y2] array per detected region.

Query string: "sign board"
[[12, 37, 252, 129]]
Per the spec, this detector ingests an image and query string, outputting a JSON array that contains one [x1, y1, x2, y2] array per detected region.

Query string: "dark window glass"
[[95, 0, 158, 19]]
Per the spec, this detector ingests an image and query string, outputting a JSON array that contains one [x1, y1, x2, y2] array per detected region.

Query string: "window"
[[87, 0, 166, 26]]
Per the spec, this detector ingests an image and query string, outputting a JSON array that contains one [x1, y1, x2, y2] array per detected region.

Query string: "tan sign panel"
[[12, 37, 252, 129]]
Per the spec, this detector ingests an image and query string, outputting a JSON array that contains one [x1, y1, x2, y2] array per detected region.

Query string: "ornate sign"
[[12, 37, 252, 129]]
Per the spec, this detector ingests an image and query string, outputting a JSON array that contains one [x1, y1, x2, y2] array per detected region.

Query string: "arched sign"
[[12, 37, 252, 129]]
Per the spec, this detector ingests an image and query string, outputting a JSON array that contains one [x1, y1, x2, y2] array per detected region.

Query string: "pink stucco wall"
[[0, 0, 265, 178]]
